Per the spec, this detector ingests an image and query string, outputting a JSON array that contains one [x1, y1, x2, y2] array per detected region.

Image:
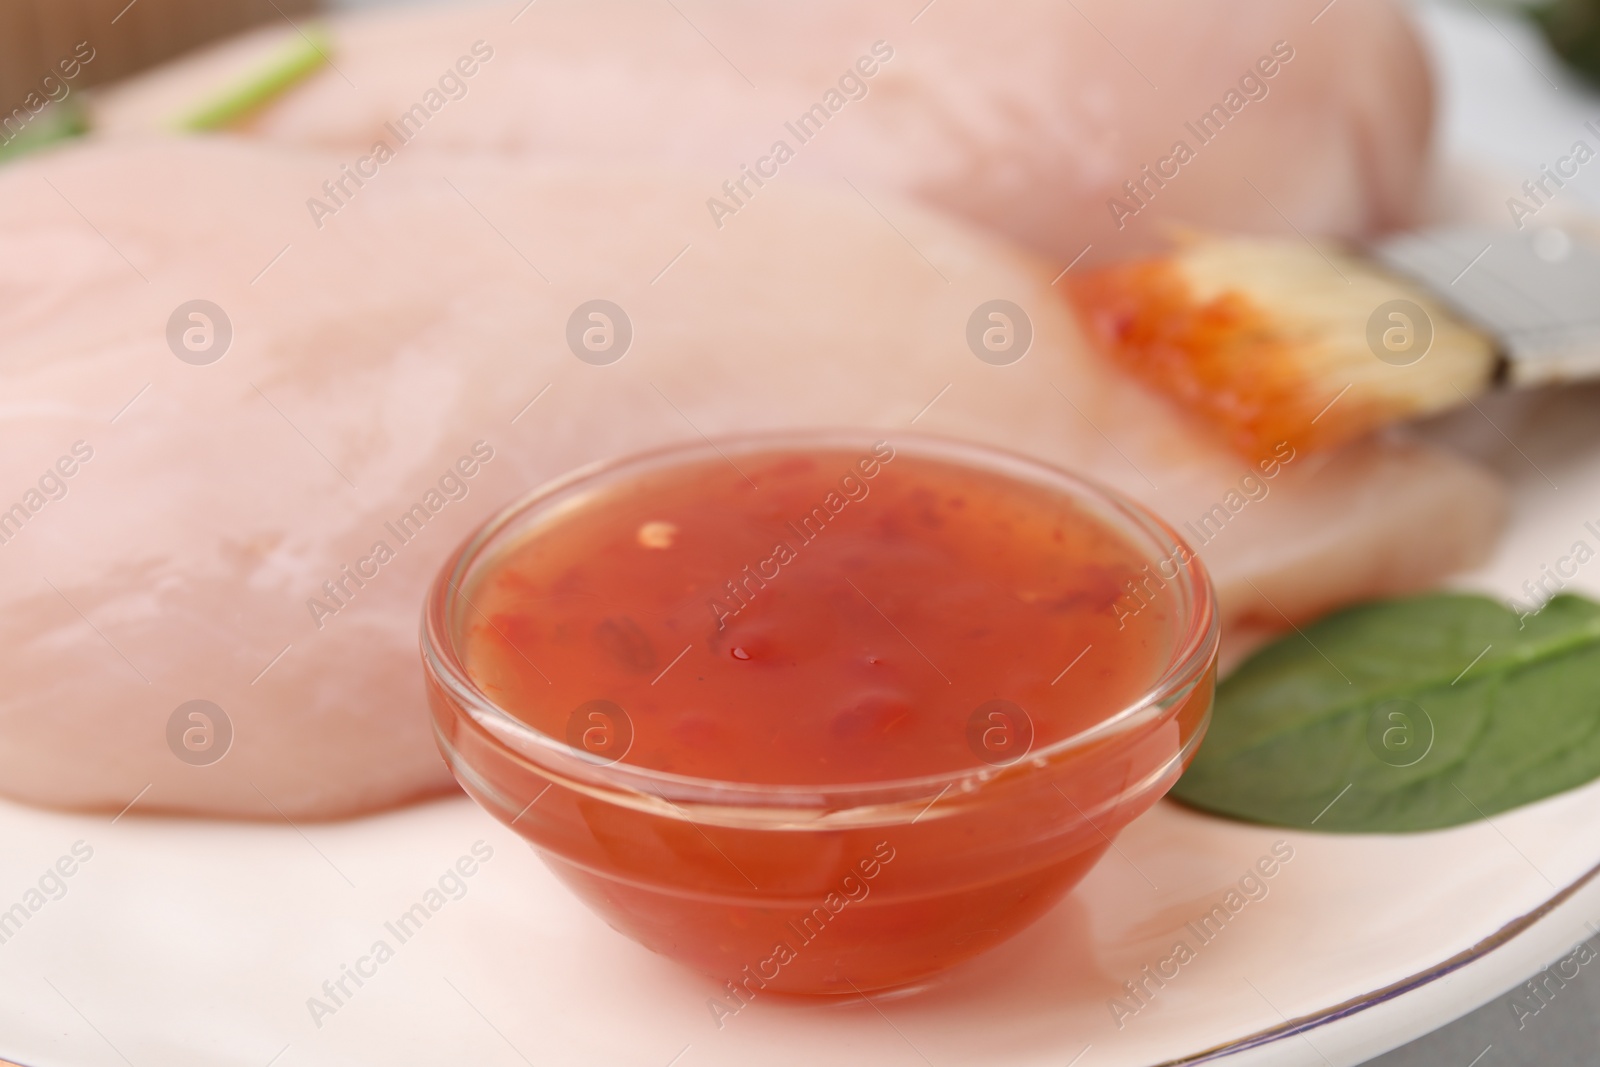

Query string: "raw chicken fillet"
[[0, 139, 1502, 819], [93, 0, 1434, 264]]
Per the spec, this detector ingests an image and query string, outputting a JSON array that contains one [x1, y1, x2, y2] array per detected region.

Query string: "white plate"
[[2, 376, 1599, 1067]]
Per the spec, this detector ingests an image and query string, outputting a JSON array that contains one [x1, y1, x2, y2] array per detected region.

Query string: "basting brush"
[[1064, 226, 1600, 456]]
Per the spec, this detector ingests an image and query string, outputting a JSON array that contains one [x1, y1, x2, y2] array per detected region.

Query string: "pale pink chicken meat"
[[0, 139, 1501, 819], [91, 0, 1433, 263]]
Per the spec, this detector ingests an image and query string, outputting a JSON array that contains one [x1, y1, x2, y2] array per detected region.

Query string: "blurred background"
[[0, 0, 315, 105]]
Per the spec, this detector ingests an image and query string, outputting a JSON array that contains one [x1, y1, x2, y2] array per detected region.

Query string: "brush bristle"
[[1064, 238, 1497, 458]]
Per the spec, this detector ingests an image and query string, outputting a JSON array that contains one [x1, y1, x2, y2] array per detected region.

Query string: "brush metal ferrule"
[[1370, 225, 1600, 388]]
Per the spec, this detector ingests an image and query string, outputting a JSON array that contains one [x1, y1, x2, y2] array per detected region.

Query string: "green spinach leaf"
[[1171, 593, 1600, 832], [1531, 0, 1600, 91]]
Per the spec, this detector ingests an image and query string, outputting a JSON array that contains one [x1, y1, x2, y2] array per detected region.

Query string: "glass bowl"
[[420, 431, 1218, 997]]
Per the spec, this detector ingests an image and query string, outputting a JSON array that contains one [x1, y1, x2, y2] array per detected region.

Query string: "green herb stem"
[[0, 98, 89, 165], [176, 24, 332, 132]]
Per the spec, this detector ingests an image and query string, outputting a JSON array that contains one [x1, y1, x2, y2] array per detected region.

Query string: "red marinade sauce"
[[463, 444, 1175, 782]]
